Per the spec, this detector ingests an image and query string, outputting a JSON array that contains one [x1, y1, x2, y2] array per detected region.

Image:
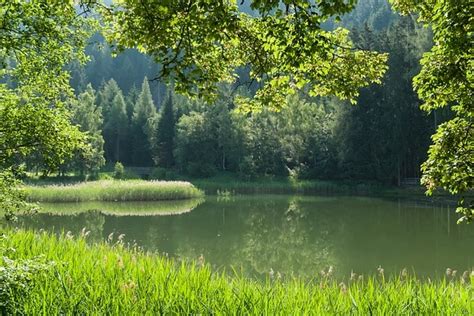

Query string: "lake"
[[15, 194, 474, 280]]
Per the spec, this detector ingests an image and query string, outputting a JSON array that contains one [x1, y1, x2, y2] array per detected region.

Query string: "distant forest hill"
[[59, 0, 442, 185]]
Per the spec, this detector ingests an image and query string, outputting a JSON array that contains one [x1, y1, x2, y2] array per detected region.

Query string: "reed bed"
[[1, 229, 472, 315], [25, 180, 204, 203]]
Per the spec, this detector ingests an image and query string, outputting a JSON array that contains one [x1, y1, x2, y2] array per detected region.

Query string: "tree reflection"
[[238, 197, 340, 278]]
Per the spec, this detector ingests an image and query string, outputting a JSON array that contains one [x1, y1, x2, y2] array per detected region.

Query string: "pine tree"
[[97, 78, 121, 120], [97, 78, 123, 162], [104, 91, 129, 163], [154, 92, 175, 168], [126, 84, 140, 122], [131, 77, 157, 166]]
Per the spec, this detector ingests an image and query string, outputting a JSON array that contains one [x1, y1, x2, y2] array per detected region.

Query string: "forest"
[[43, 2, 434, 185], [0, 0, 473, 314]]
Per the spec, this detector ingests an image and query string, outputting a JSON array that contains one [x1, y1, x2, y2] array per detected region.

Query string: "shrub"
[[0, 246, 53, 315], [113, 162, 125, 179]]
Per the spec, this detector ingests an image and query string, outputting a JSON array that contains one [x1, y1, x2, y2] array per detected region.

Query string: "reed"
[[1, 229, 472, 315], [25, 180, 204, 203]]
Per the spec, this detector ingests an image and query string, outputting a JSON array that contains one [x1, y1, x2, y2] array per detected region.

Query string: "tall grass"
[[1, 229, 472, 314], [194, 175, 393, 195], [25, 180, 204, 203]]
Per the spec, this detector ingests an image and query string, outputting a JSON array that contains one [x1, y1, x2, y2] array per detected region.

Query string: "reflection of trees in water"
[[15, 210, 105, 242], [239, 197, 340, 278]]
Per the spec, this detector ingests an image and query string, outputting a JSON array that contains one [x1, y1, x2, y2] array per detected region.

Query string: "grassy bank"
[[25, 180, 204, 203], [1, 230, 472, 314]]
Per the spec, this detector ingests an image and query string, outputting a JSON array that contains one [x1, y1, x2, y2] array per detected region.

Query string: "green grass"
[[1, 229, 472, 314], [25, 180, 204, 203], [36, 199, 204, 216]]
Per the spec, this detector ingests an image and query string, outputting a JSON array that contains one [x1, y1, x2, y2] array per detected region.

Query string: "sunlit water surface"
[[15, 195, 474, 280]]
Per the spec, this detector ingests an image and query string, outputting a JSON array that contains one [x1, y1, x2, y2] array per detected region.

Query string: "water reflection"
[[15, 195, 474, 279]]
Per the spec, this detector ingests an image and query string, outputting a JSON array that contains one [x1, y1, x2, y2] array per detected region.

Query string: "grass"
[[1, 229, 473, 314], [36, 199, 204, 216], [25, 180, 204, 203]]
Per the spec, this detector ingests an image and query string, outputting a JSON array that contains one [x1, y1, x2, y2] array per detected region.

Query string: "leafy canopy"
[[0, 1, 94, 216], [101, 0, 388, 111], [390, 0, 473, 222], [0, 1, 95, 170]]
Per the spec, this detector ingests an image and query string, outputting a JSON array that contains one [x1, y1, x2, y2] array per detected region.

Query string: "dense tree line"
[[51, 10, 436, 186]]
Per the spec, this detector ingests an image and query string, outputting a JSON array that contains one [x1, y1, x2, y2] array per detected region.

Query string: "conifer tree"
[[97, 79, 121, 121], [131, 77, 157, 166], [104, 92, 129, 163], [154, 92, 175, 168]]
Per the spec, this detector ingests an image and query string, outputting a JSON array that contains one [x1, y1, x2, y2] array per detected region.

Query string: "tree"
[[154, 92, 176, 168], [390, 0, 473, 222], [175, 111, 217, 177], [97, 78, 121, 123], [131, 78, 158, 166], [0, 1, 93, 216], [104, 91, 129, 163], [334, 18, 433, 184], [101, 0, 388, 110], [67, 85, 105, 176], [126, 84, 140, 121], [0, 1, 93, 171]]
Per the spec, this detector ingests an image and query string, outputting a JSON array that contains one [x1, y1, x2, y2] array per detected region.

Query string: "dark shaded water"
[[15, 195, 474, 279]]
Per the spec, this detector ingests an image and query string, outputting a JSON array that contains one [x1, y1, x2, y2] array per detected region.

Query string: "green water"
[[15, 195, 474, 279]]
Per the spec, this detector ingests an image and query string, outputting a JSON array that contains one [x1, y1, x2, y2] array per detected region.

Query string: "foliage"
[[131, 78, 158, 166], [0, 169, 37, 220], [1, 229, 473, 314], [154, 93, 176, 168], [175, 111, 217, 176], [113, 162, 125, 179], [0, 1, 94, 171], [334, 17, 433, 184], [390, 0, 473, 222], [0, 249, 53, 315], [101, 0, 388, 111], [104, 90, 129, 163], [65, 85, 106, 176], [25, 180, 204, 203]]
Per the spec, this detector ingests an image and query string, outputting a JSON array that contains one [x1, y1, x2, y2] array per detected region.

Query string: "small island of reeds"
[[25, 180, 204, 203]]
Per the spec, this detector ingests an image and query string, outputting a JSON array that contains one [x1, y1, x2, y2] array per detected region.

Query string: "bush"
[[0, 251, 53, 315], [113, 162, 125, 179]]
